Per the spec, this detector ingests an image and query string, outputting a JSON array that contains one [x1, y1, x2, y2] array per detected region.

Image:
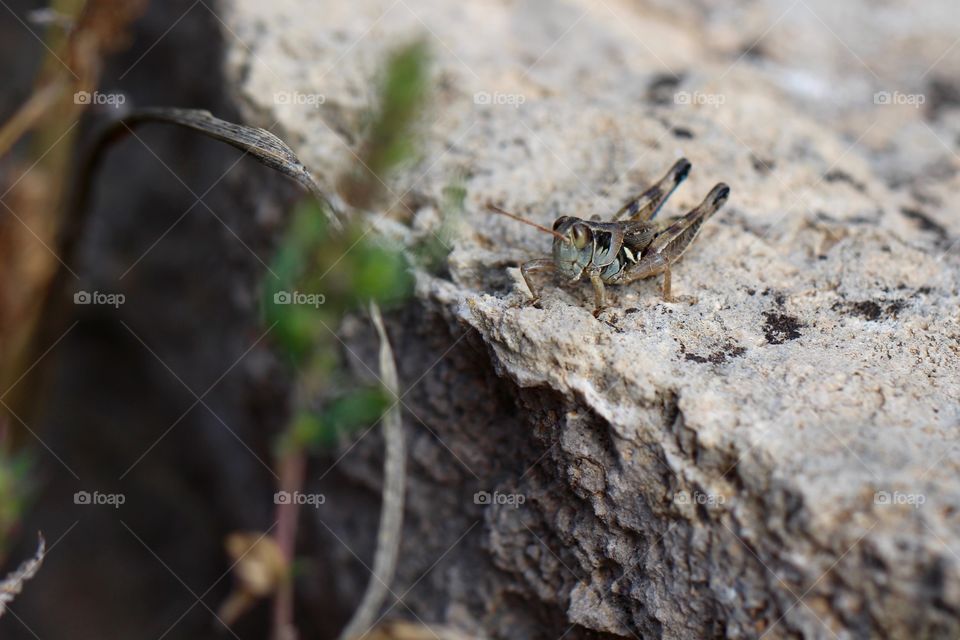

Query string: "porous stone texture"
[[220, 1, 960, 638]]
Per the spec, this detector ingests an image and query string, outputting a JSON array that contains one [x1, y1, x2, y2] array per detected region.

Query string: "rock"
[[220, 0, 960, 638]]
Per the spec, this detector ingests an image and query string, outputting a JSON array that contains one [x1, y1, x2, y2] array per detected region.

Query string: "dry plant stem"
[[72, 108, 343, 239], [272, 446, 306, 640], [58, 108, 345, 344], [337, 302, 406, 640], [2, 0, 145, 425], [0, 81, 67, 157], [54, 107, 348, 360], [0, 533, 45, 617]]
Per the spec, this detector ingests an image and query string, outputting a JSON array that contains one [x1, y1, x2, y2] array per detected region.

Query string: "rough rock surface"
[[221, 1, 960, 638]]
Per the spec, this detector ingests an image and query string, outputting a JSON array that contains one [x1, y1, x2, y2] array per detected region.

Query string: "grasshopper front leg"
[[586, 266, 607, 317], [620, 183, 730, 302], [520, 258, 555, 307]]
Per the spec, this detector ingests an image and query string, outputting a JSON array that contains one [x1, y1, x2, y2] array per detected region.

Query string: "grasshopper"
[[488, 158, 730, 316]]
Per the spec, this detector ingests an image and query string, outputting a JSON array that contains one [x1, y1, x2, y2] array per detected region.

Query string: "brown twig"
[[271, 446, 306, 640]]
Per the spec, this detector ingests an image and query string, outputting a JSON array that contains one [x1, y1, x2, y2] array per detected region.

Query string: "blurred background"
[[0, 1, 958, 639]]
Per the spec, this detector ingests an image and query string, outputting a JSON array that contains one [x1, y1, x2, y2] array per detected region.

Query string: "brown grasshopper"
[[489, 158, 730, 316]]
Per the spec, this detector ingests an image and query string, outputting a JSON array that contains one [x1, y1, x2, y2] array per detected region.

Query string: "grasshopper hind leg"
[[619, 252, 680, 302], [614, 158, 692, 222], [648, 183, 730, 259], [621, 183, 730, 303]]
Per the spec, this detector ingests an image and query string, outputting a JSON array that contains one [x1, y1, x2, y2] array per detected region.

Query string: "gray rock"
[[221, 0, 960, 637]]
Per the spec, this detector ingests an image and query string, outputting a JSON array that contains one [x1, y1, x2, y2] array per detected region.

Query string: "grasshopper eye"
[[571, 224, 590, 249]]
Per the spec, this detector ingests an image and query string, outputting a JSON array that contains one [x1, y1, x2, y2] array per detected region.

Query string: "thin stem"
[[337, 302, 406, 640], [271, 447, 306, 640]]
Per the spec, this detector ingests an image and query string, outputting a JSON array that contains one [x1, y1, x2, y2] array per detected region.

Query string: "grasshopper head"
[[552, 217, 594, 279], [485, 204, 594, 280]]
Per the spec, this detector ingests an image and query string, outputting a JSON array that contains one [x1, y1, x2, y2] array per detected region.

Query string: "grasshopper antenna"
[[486, 203, 568, 241]]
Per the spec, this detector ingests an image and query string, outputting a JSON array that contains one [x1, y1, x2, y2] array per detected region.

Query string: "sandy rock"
[[220, 0, 960, 638]]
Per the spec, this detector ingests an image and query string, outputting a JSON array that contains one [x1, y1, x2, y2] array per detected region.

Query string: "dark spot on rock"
[[684, 341, 747, 365], [774, 292, 786, 306], [817, 210, 876, 226], [900, 207, 949, 243], [714, 343, 746, 363], [694, 500, 711, 522], [672, 127, 694, 139], [922, 557, 946, 593], [817, 254, 828, 260], [746, 288, 756, 296], [624, 307, 639, 314], [824, 169, 866, 193], [864, 549, 888, 573], [836, 299, 907, 320], [740, 41, 768, 60], [849, 300, 883, 321], [604, 320, 624, 333], [646, 73, 684, 106], [762, 312, 803, 344], [910, 190, 941, 207], [886, 300, 906, 316], [918, 286, 932, 295], [926, 77, 960, 121], [751, 155, 775, 175]]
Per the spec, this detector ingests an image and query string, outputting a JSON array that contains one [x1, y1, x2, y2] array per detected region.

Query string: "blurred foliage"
[[265, 201, 407, 453], [269, 39, 431, 453], [411, 177, 466, 276], [264, 201, 414, 365], [338, 39, 431, 210], [0, 432, 31, 559], [286, 388, 392, 452]]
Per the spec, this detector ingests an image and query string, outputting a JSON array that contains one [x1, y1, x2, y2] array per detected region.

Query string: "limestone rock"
[[220, 1, 960, 637]]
